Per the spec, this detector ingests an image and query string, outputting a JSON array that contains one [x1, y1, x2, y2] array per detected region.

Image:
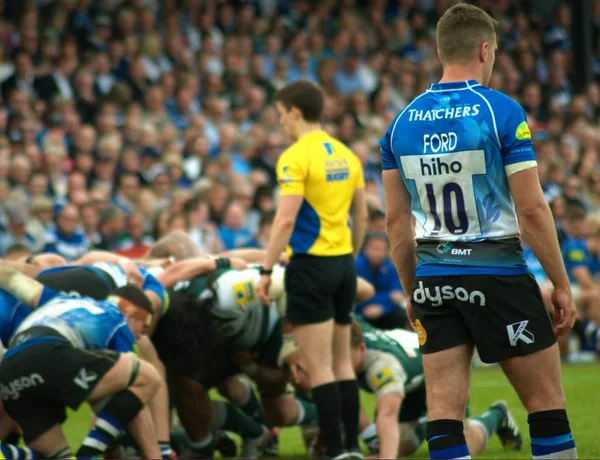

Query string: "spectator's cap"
[[163, 153, 183, 168], [95, 15, 113, 28], [7, 208, 27, 225], [94, 150, 116, 163], [30, 196, 55, 214], [146, 164, 169, 182], [142, 146, 162, 159], [53, 199, 68, 217], [47, 111, 65, 127]]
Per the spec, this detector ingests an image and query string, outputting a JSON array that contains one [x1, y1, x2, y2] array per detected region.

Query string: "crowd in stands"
[[0, 0, 599, 331]]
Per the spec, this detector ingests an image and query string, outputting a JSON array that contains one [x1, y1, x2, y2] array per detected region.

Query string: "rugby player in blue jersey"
[[0, 265, 162, 459], [380, 4, 577, 460]]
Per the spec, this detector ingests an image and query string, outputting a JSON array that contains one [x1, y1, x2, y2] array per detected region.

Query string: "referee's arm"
[[351, 187, 368, 258], [261, 195, 303, 272]]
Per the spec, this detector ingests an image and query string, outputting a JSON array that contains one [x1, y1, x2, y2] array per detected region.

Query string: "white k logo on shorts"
[[507, 321, 535, 346], [74, 368, 98, 390]]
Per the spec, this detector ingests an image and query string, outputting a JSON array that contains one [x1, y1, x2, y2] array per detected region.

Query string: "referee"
[[258, 80, 368, 459]]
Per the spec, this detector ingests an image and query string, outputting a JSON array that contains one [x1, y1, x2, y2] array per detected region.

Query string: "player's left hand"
[[551, 286, 577, 337], [258, 274, 271, 304], [121, 259, 144, 288]]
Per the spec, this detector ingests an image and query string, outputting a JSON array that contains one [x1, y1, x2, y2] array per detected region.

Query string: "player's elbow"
[[277, 215, 296, 231], [517, 200, 550, 227]]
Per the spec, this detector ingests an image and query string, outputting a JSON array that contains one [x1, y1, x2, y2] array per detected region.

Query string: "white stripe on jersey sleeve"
[[505, 160, 538, 177]]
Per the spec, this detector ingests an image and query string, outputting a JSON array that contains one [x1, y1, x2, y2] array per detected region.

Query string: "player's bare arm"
[[375, 393, 403, 459], [382, 170, 417, 298], [156, 257, 246, 288], [0, 265, 46, 307], [508, 167, 577, 335]]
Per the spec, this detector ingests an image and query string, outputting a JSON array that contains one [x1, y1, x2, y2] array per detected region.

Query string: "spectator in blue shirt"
[[333, 53, 364, 94], [354, 232, 407, 330], [42, 203, 90, 260], [218, 202, 253, 250]]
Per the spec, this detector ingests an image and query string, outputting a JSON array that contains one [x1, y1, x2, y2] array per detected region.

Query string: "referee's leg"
[[286, 257, 346, 458]]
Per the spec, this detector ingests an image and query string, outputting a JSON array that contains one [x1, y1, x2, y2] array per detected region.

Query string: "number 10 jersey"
[[380, 79, 537, 277]]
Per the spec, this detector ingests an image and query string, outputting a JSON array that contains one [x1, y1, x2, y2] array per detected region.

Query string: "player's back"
[[278, 130, 364, 256], [360, 320, 423, 390], [381, 80, 537, 276], [14, 295, 128, 350]]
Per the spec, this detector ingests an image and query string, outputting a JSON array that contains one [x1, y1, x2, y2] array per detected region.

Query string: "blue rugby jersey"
[[381, 79, 537, 277], [10, 294, 136, 354]]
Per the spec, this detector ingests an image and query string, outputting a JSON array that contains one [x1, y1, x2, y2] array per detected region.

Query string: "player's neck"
[[293, 121, 322, 141], [439, 65, 483, 85]]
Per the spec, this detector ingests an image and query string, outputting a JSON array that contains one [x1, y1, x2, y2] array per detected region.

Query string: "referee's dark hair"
[[274, 80, 324, 122], [113, 285, 153, 314]]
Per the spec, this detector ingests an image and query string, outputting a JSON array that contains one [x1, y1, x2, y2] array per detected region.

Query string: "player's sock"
[[469, 406, 504, 445], [236, 377, 268, 425], [584, 321, 600, 351], [528, 409, 577, 459], [47, 446, 73, 459], [311, 381, 344, 457], [294, 396, 318, 426], [0, 442, 36, 459], [427, 419, 471, 460], [338, 379, 360, 451], [212, 400, 264, 439], [77, 390, 143, 456], [415, 416, 428, 446], [188, 434, 215, 458], [159, 441, 173, 460], [360, 424, 379, 454]]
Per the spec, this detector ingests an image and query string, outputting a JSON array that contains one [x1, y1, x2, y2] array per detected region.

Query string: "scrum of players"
[[0, 230, 523, 459]]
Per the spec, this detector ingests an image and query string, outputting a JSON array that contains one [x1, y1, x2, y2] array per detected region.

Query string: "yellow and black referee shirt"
[[276, 130, 365, 257]]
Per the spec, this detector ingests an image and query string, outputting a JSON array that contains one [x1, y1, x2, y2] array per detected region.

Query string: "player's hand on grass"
[[551, 286, 577, 337], [258, 274, 271, 305], [362, 304, 384, 319]]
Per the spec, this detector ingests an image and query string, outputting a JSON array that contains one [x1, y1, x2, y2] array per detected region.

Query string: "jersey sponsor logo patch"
[[413, 281, 486, 307], [74, 368, 98, 390], [515, 121, 531, 140], [370, 367, 396, 391], [414, 319, 427, 346], [0, 373, 44, 400], [232, 281, 257, 308], [568, 249, 586, 262], [506, 320, 535, 346]]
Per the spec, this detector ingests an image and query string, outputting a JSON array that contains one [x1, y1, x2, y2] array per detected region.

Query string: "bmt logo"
[[420, 157, 462, 176], [413, 281, 486, 307], [436, 242, 472, 256], [451, 248, 472, 256]]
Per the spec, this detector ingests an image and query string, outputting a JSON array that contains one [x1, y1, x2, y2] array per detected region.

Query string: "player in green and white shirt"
[[350, 320, 523, 458]]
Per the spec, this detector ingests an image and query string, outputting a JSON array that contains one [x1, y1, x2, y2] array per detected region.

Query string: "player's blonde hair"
[[350, 320, 364, 349], [436, 3, 499, 64]]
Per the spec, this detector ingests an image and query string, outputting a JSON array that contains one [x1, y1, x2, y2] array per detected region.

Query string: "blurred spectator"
[[355, 233, 407, 330], [96, 204, 126, 251], [218, 202, 253, 250], [0, 208, 35, 255], [42, 203, 89, 260], [116, 212, 154, 259]]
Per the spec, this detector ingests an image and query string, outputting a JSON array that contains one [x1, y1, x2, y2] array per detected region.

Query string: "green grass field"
[[64, 362, 599, 458]]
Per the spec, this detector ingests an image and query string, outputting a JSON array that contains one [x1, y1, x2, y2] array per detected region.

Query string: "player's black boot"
[[491, 400, 523, 451]]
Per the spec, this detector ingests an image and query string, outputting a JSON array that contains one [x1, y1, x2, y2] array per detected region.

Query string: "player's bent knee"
[[131, 359, 162, 402]]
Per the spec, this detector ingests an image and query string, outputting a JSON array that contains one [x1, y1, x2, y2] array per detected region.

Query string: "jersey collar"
[[427, 80, 481, 92]]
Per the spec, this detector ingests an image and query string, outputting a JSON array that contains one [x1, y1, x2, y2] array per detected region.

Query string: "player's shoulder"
[[472, 85, 525, 114]]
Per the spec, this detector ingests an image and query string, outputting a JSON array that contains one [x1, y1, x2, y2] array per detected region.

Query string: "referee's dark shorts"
[[284, 253, 357, 325]]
